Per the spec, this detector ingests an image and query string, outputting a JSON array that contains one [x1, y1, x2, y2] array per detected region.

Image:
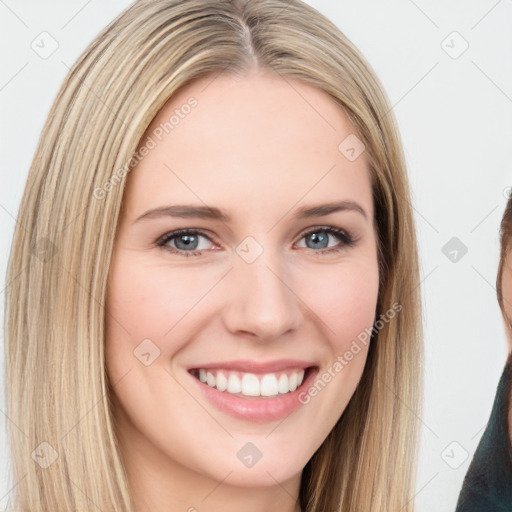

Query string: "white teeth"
[[227, 373, 242, 393], [289, 372, 298, 392], [278, 373, 289, 394], [216, 371, 228, 391], [242, 373, 260, 396], [206, 371, 216, 387], [260, 374, 279, 396], [194, 368, 306, 397]]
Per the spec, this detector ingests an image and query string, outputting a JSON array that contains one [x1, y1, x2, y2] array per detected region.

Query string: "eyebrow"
[[133, 200, 368, 224]]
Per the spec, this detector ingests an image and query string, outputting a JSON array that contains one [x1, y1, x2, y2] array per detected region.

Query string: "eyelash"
[[155, 226, 357, 258]]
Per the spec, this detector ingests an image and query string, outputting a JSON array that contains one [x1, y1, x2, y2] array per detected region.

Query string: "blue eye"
[[297, 227, 356, 253], [156, 229, 212, 257], [156, 226, 357, 258]]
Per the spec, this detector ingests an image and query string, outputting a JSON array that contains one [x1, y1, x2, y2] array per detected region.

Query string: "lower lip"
[[188, 367, 319, 422]]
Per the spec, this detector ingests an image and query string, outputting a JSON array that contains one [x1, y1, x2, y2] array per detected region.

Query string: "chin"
[[214, 463, 303, 488]]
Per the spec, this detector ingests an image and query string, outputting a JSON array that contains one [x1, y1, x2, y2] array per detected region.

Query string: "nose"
[[221, 249, 303, 342]]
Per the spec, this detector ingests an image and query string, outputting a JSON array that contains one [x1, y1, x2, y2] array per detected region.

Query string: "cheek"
[[503, 267, 512, 325], [104, 253, 185, 388], [307, 259, 380, 348], [105, 254, 212, 352], [291, 260, 379, 447]]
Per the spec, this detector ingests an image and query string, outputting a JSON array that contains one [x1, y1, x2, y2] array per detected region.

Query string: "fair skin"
[[501, 250, 512, 441], [105, 68, 379, 512], [502, 251, 512, 351]]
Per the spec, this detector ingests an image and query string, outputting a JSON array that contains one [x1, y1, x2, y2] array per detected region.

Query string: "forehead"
[[122, 70, 373, 224]]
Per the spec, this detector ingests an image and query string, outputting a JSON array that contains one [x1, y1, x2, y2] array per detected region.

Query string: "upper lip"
[[188, 359, 317, 374]]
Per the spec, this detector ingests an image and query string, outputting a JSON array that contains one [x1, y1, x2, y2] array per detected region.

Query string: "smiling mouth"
[[188, 366, 317, 399]]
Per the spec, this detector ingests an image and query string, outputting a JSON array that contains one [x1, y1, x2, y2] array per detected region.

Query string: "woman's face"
[[105, 69, 380, 496]]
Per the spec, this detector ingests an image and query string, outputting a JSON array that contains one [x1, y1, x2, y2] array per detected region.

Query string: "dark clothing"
[[455, 354, 512, 511]]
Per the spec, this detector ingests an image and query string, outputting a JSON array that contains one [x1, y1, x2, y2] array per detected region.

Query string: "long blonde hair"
[[4, 0, 423, 510]]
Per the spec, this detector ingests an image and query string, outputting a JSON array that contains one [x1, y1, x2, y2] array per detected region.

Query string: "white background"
[[1, 1, 511, 511]]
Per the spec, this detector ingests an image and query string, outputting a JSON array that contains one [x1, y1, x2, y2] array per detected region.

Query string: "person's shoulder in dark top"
[[455, 353, 512, 511]]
